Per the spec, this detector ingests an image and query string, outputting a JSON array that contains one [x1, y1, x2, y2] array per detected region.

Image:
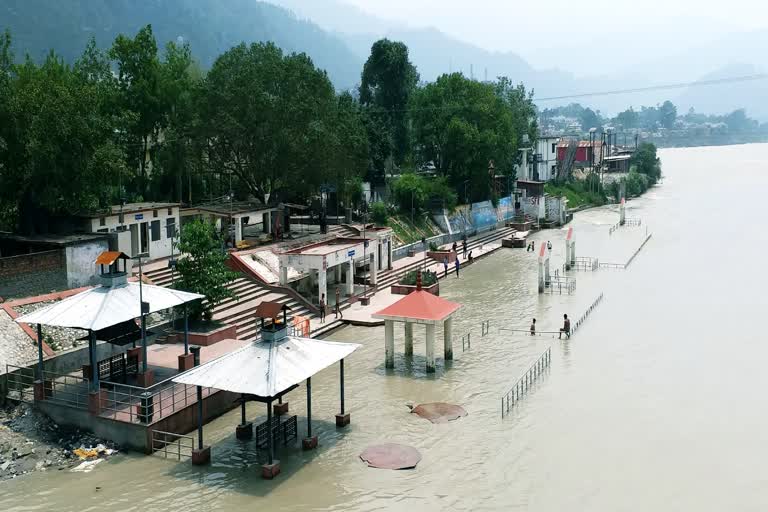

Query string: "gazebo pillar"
[[303, 377, 318, 450], [404, 322, 414, 357], [425, 324, 436, 373], [443, 316, 453, 361], [370, 251, 378, 286], [262, 399, 281, 479], [192, 385, 211, 465], [178, 306, 194, 371], [335, 358, 350, 427], [236, 394, 253, 440], [384, 320, 395, 369], [87, 330, 106, 415]]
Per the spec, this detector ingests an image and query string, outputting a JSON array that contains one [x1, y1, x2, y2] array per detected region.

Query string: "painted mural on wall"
[[496, 197, 515, 222], [437, 195, 516, 234], [471, 201, 498, 231]]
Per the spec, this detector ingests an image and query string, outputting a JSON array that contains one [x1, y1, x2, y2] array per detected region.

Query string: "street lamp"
[[133, 252, 150, 372]]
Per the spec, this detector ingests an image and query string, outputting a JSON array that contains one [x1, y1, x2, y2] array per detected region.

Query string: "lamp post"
[[362, 205, 368, 300], [133, 252, 150, 372]]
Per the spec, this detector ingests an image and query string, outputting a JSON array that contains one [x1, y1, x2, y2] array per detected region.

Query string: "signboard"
[[347, 250, 356, 258], [135, 214, 144, 220]]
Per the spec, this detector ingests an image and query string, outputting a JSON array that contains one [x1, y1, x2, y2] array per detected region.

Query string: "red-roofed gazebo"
[[372, 276, 462, 373]]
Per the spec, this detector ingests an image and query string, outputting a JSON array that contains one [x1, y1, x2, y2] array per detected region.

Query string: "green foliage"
[[359, 39, 419, 181], [579, 108, 601, 131], [392, 174, 429, 213], [371, 201, 388, 225], [546, 175, 606, 208], [398, 270, 438, 287], [175, 220, 237, 321], [428, 241, 439, 252], [631, 142, 662, 184], [616, 108, 639, 130]]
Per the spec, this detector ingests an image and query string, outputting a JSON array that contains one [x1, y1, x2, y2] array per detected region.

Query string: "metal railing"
[[600, 232, 652, 270], [461, 333, 472, 351], [546, 275, 576, 295], [481, 320, 491, 337], [151, 429, 194, 460], [569, 293, 604, 336], [501, 346, 552, 418], [100, 378, 213, 425], [566, 257, 599, 272], [609, 218, 642, 235], [43, 370, 89, 409], [498, 328, 567, 338], [4, 365, 35, 403]]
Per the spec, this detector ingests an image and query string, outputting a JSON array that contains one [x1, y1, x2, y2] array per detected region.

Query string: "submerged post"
[[336, 358, 350, 427], [236, 393, 253, 440], [33, 324, 47, 402], [303, 376, 318, 449], [443, 316, 453, 361], [191, 385, 211, 465], [262, 399, 281, 479], [384, 320, 395, 369], [425, 324, 436, 373]]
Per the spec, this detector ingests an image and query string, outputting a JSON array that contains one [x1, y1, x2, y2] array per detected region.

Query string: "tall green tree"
[[359, 39, 419, 181], [659, 100, 677, 129], [109, 25, 163, 196], [201, 42, 340, 204], [631, 142, 662, 184]]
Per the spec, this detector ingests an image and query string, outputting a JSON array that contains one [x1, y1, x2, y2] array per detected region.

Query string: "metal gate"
[[151, 430, 194, 460], [4, 365, 35, 403]]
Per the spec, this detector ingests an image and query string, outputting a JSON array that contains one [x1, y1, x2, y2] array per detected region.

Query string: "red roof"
[[373, 291, 461, 323]]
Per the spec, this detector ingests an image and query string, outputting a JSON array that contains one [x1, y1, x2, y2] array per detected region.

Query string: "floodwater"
[[3, 144, 768, 511]]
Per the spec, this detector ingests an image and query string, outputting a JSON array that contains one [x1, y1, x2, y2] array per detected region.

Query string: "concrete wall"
[[65, 239, 110, 288], [0, 250, 67, 300], [91, 207, 179, 260]]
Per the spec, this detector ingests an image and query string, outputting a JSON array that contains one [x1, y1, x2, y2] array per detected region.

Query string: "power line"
[[535, 74, 768, 102]]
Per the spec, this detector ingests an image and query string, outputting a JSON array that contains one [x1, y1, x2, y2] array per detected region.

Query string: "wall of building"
[[0, 250, 67, 300], [65, 239, 110, 288], [91, 207, 179, 261]]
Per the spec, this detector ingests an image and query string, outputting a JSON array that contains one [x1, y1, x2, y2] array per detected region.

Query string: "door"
[[140, 222, 149, 255], [130, 224, 138, 257]]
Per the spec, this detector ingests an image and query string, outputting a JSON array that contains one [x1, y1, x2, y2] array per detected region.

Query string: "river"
[[2, 144, 767, 511]]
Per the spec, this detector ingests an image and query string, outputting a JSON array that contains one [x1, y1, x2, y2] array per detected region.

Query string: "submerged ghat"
[[2, 144, 768, 511]]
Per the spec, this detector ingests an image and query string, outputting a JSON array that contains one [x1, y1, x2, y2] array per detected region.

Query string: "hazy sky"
[[342, 0, 768, 74]]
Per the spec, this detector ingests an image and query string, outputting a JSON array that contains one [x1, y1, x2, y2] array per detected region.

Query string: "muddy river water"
[[3, 144, 768, 511]]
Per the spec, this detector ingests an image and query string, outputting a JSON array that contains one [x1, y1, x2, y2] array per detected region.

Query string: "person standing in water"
[[335, 287, 343, 319], [319, 294, 326, 324], [530, 318, 536, 336], [559, 314, 570, 339], [455, 256, 460, 278], [443, 257, 449, 278]]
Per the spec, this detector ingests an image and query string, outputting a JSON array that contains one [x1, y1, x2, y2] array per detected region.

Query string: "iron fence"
[[100, 378, 213, 425], [501, 346, 552, 418], [151, 429, 194, 460], [4, 365, 35, 403]]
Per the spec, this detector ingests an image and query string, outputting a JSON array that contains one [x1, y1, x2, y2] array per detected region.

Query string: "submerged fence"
[[501, 346, 552, 418], [600, 232, 652, 270], [569, 293, 604, 336]]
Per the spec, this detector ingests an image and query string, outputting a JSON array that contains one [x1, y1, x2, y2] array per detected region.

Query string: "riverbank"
[[0, 403, 117, 481]]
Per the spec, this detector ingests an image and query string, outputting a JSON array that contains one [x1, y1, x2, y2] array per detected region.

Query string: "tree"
[[659, 100, 677, 129], [359, 39, 419, 180], [175, 219, 237, 321], [631, 142, 662, 184], [616, 108, 639, 130], [109, 25, 163, 196], [579, 108, 601, 131], [201, 42, 339, 204], [392, 173, 429, 213]]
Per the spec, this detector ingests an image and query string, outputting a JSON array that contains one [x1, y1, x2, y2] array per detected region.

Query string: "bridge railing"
[[501, 346, 552, 418]]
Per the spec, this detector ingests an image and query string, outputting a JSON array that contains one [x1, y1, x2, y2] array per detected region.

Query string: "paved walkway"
[[342, 238, 504, 326]]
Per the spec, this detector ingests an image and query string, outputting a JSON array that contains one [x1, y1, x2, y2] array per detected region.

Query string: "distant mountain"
[[1, 0, 363, 89], [677, 63, 768, 120]]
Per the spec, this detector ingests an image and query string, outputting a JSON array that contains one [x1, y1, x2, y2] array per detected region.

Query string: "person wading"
[[530, 318, 536, 336], [559, 314, 570, 339], [335, 287, 343, 319], [443, 257, 449, 278], [454, 256, 460, 278], [320, 293, 326, 324]]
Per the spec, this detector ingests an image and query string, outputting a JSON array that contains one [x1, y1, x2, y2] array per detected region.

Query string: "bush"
[[392, 173, 429, 213], [371, 201, 388, 225], [631, 142, 662, 184], [398, 270, 438, 286], [426, 176, 458, 210], [428, 241, 439, 251]]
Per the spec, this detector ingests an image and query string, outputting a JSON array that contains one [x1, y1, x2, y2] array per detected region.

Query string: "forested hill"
[[1, 0, 363, 89]]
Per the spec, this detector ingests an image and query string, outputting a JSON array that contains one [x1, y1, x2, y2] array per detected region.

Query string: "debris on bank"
[[0, 403, 118, 481]]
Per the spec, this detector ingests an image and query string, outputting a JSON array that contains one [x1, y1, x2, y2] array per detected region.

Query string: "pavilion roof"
[[15, 282, 204, 331], [372, 290, 462, 324], [173, 336, 360, 399]]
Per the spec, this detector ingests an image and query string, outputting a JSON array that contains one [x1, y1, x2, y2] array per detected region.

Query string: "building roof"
[[94, 251, 129, 266], [281, 237, 371, 256], [372, 290, 462, 324], [15, 282, 204, 331], [557, 140, 604, 148], [604, 154, 632, 161], [173, 336, 361, 399], [79, 202, 179, 218], [255, 301, 290, 320]]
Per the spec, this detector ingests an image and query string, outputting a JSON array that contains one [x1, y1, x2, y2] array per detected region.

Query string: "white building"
[[535, 135, 560, 181], [81, 202, 180, 261]]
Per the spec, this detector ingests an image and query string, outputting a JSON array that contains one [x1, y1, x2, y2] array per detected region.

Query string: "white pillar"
[[385, 320, 395, 368], [425, 324, 436, 373], [538, 259, 544, 293], [443, 316, 453, 361], [570, 241, 576, 266], [404, 322, 413, 356], [334, 264, 342, 284], [370, 252, 378, 286], [387, 239, 393, 270], [346, 260, 354, 295], [279, 266, 288, 285], [620, 199, 626, 226], [318, 268, 327, 306], [235, 216, 243, 244], [565, 239, 571, 270], [544, 256, 551, 286]]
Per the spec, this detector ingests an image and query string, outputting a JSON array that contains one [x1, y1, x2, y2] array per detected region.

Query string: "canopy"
[[173, 336, 360, 398], [15, 282, 204, 331], [372, 290, 462, 325]]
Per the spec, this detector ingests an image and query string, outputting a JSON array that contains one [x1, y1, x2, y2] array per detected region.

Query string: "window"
[[151, 220, 161, 242], [167, 207, 173, 216], [153, 209, 158, 218], [552, 143, 556, 154], [166, 217, 176, 238], [118, 212, 124, 224], [99, 217, 106, 227]]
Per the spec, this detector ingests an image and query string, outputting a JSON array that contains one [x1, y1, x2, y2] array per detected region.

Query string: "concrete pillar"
[[334, 264, 342, 284], [443, 316, 453, 361], [370, 252, 378, 286], [318, 269, 327, 307], [425, 324, 436, 373], [279, 266, 288, 286], [388, 239, 393, 270], [384, 320, 395, 369], [346, 260, 355, 295], [565, 239, 571, 270], [570, 241, 576, 267], [404, 322, 413, 356], [620, 199, 626, 226], [538, 259, 545, 293], [544, 256, 551, 286], [235, 216, 243, 245]]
